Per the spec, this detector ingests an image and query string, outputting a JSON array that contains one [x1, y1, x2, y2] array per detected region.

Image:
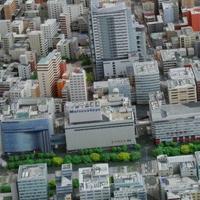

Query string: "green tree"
[[48, 179, 56, 190], [110, 153, 118, 162], [72, 179, 79, 189], [121, 145, 128, 152], [152, 147, 164, 157], [111, 147, 118, 152], [81, 155, 92, 164], [52, 157, 63, 166], [134, 144, 141, 150], [86, 72, 94, 84], [130, 152, 141, 161], [101, 153, 110, 162], [117, 152, 130, 162], [64, 155, 72, 164], [71, 155, 82, 165], [90, 153, 101, 162], [180, 144, 191, 154]]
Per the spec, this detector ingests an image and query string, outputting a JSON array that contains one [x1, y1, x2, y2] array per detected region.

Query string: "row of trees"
[[7, 152, 141, 170], [6, 145, 141, 170], [152, 142, 200, 157]]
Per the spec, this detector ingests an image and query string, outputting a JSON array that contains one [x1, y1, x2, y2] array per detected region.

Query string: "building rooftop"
[[167, 78, 196, 89], [66, 99, 134, 125], [133, 60, 159, 75], [149, 91, 166, 110], [79, 164, 110, 191], [18, 163, 47, 181], [113, 172, 144, 186], [192, 60, 200, 82], [92, 1, 127, 13], [160, 175, 200, 195], [168, 67, 194, 80], [37, 50, 60, 65], [160, 48, 187, 61], [150, 102, 200, 121], [1, 97, 55, 120], [93, 81, 108, 90], [4, 0, 14, 6]]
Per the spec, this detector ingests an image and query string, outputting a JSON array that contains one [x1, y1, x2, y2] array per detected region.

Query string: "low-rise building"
[[79, 163, 110, 200], [160, 175, 200, 200], [149, 101, 200, 144], [112, 172, 147, 200], [56, 164, 72, 200], [17, 163, 48, 200], [65, 99, 136, 151], [1, 98, 55, 153]]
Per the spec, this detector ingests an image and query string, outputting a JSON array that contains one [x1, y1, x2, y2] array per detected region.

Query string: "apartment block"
[[69, 68, 87, 102], [167, 67, 197, 104], [37, 50, 61, 97]]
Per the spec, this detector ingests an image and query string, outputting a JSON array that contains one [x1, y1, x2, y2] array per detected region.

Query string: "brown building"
[[4, 0, 16, 20]]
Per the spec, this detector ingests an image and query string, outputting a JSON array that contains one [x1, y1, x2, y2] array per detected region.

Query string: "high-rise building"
[[182, 0, 195, 8], [37, 50, 61, 97], [3, 0, 16, 20], [2, 32, 14, 53], [18, 64, 31, 80], [63, 3, 84, 23], [69, 68, 87, 102], [79, 164, 110, 200], [47, 0, 65, 20], [162, 1, 179, 24], [40, 19, 57, 49], [17, 164, 48, 200], [89, 0, 139, 80], [0, 20, 11, 35], [59, 13, 72, 38], [28, 31, 48, 57], [131, 60, 160, 104]]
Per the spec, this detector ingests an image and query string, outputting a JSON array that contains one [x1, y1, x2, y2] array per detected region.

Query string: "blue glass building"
[[1, 118, 53, 153]]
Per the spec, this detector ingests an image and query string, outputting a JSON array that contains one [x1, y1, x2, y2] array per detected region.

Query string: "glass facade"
[[1, 118, 53, 153]]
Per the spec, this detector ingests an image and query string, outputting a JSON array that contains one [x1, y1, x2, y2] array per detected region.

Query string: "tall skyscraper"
[[28, 31, 48, 57], [37, 50, 61, 97], [89, 0, 138, 80], [40, 19, 57, 49], [69, 68, 87, 102]]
